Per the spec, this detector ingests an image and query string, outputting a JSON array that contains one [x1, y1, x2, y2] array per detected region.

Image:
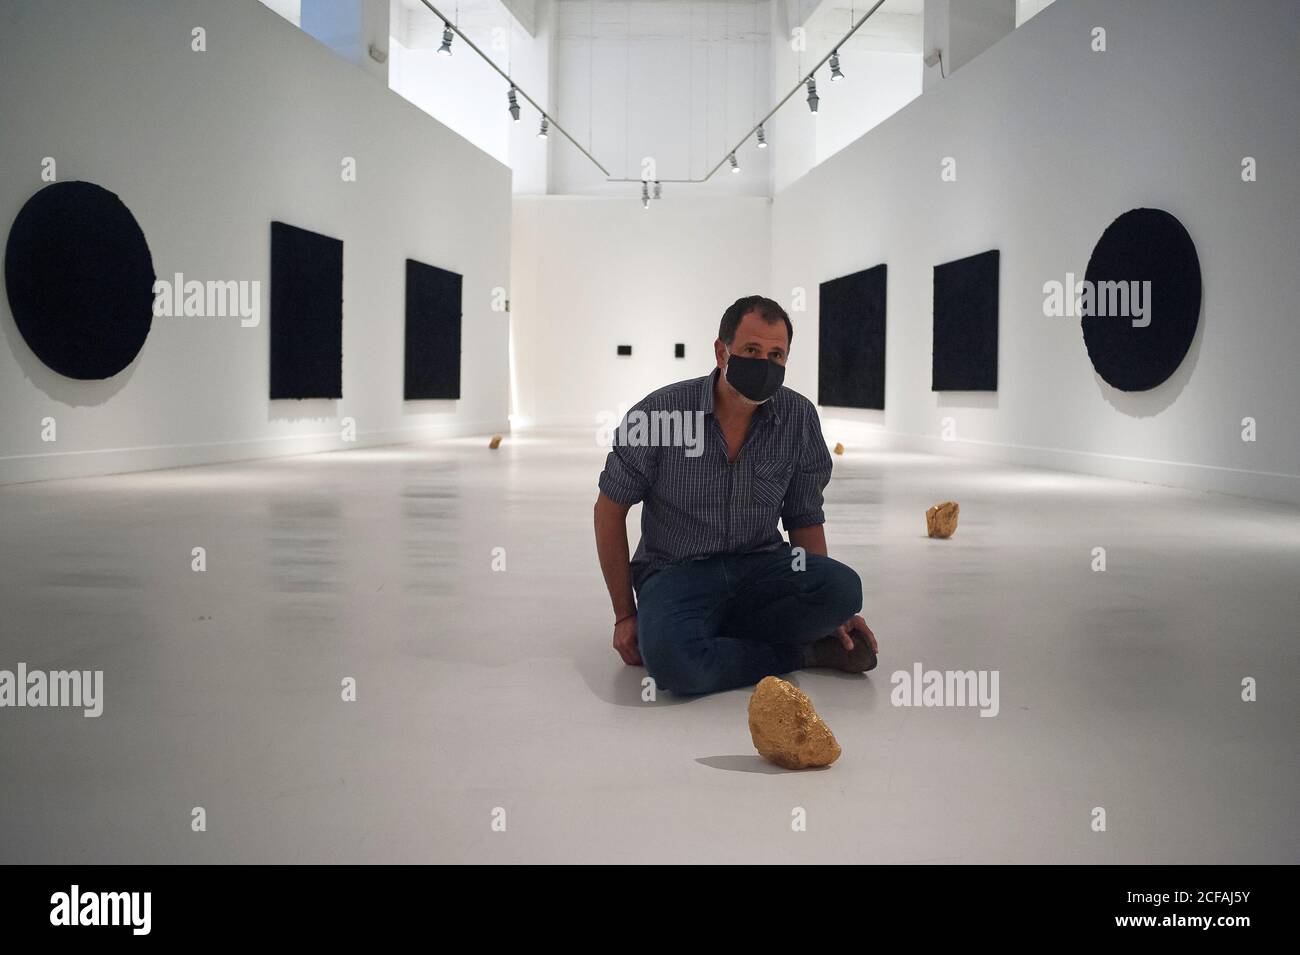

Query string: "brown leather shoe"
[[803, 632, 877, 673]]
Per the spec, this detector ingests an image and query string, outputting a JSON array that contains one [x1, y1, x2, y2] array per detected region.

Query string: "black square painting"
[[818, 264, 887, 410], [404, 259, 462, 400], [617, 345, 632, 356], [932, 249, 999, 391], [269, 221, 343, 399]]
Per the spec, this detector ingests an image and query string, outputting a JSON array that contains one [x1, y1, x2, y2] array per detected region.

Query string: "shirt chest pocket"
[[750, 457, 794, 508]]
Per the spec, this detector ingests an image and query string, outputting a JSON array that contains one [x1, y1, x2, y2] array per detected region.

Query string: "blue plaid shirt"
[[598, 368, 834, 590]]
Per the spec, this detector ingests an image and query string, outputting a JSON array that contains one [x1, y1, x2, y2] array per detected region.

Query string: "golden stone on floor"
[[748, 676, 841, 769], [926, 500, 959, 538]]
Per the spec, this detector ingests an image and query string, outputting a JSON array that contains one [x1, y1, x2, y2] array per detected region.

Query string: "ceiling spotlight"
[[641, 181, 650, 208], [437, 22, 454, 56], [728, 152, 740, 173], [507, 86, 521, 123], [830, 50, 845, 82], [756, 125, 768, 148], [653, 181, 662, 199], [538, 116, 549, 139], [806, 76, 819, 114]]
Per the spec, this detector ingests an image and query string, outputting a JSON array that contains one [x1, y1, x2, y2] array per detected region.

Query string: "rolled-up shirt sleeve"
[[781, 406, 833, 529], [598, 408, 659, 505]]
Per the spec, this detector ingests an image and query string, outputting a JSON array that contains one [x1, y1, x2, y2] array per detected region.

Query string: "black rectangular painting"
[[932, 249, 999, 391], [269, 221, 343, 399], [818, 264, 887, 410], [404, 259, 462, 400]]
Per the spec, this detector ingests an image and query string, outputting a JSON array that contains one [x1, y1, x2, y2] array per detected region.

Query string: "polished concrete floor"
[[1, 431, 1297, 863]]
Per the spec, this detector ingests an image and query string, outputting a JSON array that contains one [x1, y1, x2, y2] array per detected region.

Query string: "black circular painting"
[[4, 181, 155, 380], [1082, 207, 1201, 392]]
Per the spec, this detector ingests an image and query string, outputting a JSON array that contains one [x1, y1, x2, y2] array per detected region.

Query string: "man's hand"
[[594, 493, 640, 665], [613, 615, 642, 665], [833, 614, 878, 654]]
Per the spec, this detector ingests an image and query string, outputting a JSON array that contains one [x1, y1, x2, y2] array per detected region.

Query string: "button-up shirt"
[[598, 368, 834, 590]]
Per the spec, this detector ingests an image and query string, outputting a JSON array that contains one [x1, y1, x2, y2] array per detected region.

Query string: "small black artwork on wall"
[[1082, 208, 1201, 392], [674, 343, 685, 358], [819, 264, 887, 410], [617, 345, 632, 356], [404, 259, 462, 400], [269, 221, 343, 399], [932, 249, 999, 391], [4, 181, 155, 380]]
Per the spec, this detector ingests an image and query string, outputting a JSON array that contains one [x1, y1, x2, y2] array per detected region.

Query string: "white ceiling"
[[400, 0, 926, 45]]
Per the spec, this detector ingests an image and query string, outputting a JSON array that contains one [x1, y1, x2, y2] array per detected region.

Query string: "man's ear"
[[714, 339, 727, 368]]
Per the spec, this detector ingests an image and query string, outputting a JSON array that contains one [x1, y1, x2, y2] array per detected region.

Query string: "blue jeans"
[[635, 545, 863, 696]]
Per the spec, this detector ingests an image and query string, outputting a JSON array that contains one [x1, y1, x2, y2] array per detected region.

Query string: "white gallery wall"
[[510, 195, 771, 426], [0, 0, 512, 484], [772, 0, 1300, 503], [553, 0, 774, 196], [388, 0, 555, 194], [769, 0, 923, 192]]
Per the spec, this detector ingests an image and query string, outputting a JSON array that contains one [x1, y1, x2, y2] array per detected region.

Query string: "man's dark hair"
[[718, 295, 793, 347]]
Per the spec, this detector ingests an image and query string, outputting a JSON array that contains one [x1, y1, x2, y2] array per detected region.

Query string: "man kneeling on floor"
[[593, 295, 879, 696]]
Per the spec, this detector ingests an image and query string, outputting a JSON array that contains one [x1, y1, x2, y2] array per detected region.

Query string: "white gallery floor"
[[1, 431, 1297, 864]]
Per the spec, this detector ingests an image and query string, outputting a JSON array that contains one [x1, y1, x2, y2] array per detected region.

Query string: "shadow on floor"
[[695, 754, 831, 774], [574, 650, 695, 707], [576, 643, 877, 706]]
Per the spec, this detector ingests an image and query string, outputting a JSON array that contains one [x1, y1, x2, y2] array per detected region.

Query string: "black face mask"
[[724, 351, 785, 403]]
